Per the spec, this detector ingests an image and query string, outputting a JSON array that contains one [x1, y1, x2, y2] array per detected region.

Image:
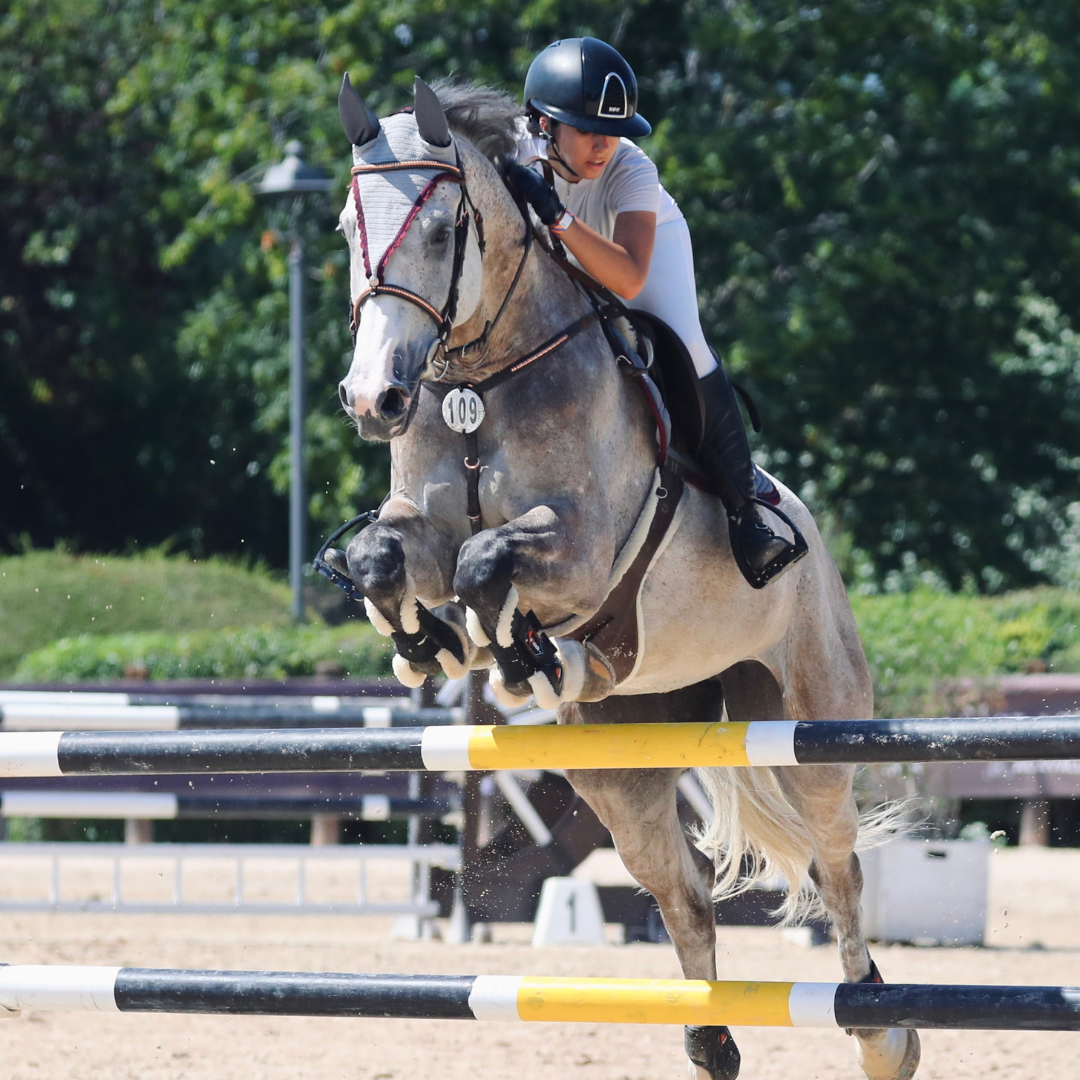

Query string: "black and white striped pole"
[[0, 967, 1077, 1031], [1, 717, 1080, 778]]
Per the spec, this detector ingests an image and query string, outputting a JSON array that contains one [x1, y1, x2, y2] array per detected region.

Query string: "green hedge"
[[0, 548, 293, 678], [852, 587, 1080, 717], [12, 585, 1080, 716], [14, 624, 393, 682]]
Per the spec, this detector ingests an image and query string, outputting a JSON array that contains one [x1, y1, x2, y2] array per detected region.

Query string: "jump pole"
[[0, 967, 1077, 1031], [0, 790, 452, 821], [1, 717, 1079, 778], [0, 703, 458, 731]]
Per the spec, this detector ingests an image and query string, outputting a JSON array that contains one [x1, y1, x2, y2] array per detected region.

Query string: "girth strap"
[[440, 310, 599, 535], [568, 455, 685, 683]]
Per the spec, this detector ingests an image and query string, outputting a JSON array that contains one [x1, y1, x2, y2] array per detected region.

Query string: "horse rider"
[[508, 37, 804, 588]]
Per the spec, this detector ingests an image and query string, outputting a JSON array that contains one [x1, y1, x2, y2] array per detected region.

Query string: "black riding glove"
[[507, 163, 565, 227]]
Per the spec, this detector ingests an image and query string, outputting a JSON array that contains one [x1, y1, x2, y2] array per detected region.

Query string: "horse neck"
[[442, 154, 588, 383]]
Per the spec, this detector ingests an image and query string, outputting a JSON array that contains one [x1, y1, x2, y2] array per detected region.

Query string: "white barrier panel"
[[1, 791, 180, 819]]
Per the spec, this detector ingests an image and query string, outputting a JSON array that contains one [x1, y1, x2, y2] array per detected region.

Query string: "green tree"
[[0, 0, 290, 559], [6, 0, 1080, 595], [655, 0, 1080, 589]]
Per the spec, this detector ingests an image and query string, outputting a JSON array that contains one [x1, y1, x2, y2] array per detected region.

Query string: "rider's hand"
[[507, 163, 565, 227]]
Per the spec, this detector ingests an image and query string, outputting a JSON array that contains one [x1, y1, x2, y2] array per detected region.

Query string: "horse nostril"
[[377, 386, 408, 420], [338, 381, 353, 410]]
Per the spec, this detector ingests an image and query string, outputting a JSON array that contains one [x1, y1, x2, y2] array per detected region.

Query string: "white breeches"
[[626, 216, 717, 378]]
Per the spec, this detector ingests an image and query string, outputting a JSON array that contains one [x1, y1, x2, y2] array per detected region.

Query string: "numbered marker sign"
[[442, 387, 485, 434], [531, 878, 606, 947]]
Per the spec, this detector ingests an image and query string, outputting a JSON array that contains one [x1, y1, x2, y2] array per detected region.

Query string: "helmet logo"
[[597, 72, 629, 119]]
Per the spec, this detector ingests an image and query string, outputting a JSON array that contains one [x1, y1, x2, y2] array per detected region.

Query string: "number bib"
[[441, 387, 485, 434]]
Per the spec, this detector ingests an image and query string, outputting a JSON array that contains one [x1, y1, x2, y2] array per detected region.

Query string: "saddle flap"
[[626, 312, 706, 454]]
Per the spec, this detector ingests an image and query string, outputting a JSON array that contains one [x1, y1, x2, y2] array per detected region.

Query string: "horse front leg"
[[776, 765, 921, 1080], [453, 503, 616, 707], [346, 500, 482, 686]]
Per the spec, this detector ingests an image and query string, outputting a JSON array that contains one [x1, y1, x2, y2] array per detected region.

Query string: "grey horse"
[[332, 75, 919, 1080]]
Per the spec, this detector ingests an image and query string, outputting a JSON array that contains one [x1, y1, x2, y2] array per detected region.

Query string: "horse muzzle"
[[339, 379, 415, 442]]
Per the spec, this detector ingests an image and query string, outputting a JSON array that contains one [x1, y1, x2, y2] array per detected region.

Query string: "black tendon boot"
[[697, 365, 807, 588], [685, 1024, 741, 1080]]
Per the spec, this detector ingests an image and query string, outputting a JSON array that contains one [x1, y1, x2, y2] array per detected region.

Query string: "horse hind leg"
[[569, 762, 739, 1080], [712, 660, 918, 1080], [776, 764, 920, 1080], [562, 692, 740, 1080]]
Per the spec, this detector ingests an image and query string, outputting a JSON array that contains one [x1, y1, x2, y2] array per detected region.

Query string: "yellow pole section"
[[515, 977, 795, 1026], [465, 722, 752, 771]]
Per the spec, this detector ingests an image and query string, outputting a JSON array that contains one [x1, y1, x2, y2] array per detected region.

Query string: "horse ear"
[[339, 73, 381, 146], [413, 76, 451, 148]]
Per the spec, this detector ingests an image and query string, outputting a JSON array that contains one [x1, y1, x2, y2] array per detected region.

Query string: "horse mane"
[[430, 79, 524, 169]]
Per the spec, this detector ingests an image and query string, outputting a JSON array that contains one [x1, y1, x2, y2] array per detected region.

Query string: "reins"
[[348, 145, 605, 536]]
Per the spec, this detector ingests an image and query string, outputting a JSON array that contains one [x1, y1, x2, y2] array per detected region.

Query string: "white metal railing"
[[0, 841, 459, 916]]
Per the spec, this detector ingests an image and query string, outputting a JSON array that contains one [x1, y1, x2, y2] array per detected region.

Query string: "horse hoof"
[[391, 653, 428, 688], [685, 1025, 740, 1080], [488, 665, 532, 708], [855, 1027, 920, 1080]]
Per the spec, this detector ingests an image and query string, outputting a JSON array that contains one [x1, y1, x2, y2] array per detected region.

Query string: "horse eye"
[[431, 224, 452, 246]]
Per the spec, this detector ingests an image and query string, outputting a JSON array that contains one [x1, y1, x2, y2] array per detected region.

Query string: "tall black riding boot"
[[697, 365, 806, 588]]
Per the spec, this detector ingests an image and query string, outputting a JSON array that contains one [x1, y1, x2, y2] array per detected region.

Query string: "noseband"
[[348, 149, 533, 372]]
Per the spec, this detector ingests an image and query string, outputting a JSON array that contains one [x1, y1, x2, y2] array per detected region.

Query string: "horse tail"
[[694, 766, 912, 926]]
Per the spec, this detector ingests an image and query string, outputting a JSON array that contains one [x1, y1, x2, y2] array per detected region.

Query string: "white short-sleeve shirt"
[[514, 125, 716, 377], [516, 132, 683, 239]]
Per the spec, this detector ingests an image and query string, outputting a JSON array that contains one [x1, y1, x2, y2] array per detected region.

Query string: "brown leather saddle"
[[621, 309, 781, 505]]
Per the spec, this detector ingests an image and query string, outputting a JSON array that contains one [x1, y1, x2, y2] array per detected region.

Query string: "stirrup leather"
[[728, 497, 809, 590]]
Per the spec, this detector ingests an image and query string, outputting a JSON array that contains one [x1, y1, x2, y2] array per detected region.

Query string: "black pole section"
[[114, 970, 478, 1018], [833, 982, 1080, 1031], [56, 729, 426, 775], [793, 717, 1080, 764]]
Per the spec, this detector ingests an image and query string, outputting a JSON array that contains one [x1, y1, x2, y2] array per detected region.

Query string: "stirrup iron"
[[728, 498, 808, 590]]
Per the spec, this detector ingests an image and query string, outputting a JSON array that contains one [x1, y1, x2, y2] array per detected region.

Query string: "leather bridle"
[[347, 145, 600, 536], [348, 149, 534, 373]]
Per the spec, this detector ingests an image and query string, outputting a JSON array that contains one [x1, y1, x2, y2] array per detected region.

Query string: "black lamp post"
[[255, 141, 331, 622]]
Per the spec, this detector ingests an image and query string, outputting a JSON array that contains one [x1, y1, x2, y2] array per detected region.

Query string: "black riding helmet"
[[524, 37, 651, 138]]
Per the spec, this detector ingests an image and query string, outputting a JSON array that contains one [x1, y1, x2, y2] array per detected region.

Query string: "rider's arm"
[[559, 210, 656, 299]]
